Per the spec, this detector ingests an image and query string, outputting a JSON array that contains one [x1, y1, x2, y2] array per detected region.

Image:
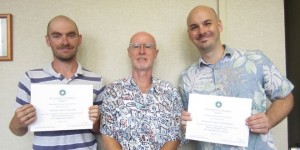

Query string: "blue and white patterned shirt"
[[16, 63, 105, 150], [179, 45, 294, 150], [100, 75, 182, 150]]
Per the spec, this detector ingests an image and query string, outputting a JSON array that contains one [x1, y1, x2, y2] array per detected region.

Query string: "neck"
[[200, 44, 225, 64], [52, 59, 78, 79], [132, 70, 152, 93]]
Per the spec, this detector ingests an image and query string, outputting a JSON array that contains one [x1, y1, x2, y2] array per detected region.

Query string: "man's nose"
[[198, 26, 207, 34], [138, 45, 146, 54], [61, 35, 69, 45]]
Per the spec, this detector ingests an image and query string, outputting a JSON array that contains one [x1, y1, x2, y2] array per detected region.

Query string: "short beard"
[[53, 50, 77, 62], [55, 54, 76, 61]]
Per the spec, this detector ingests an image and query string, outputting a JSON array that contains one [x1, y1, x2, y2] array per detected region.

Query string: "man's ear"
[[45, 35, 50, 47], [218, 19, 223, 32], [78, 34, 83, 46]]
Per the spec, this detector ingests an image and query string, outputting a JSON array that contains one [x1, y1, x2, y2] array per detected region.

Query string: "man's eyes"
[[68, 34, 77, 38], [204, 22, 212, 26], [132, 45, 140, 48], [144, 45, 152, 49], [51, 34, 61, 38], [51, 34, 77, 39]]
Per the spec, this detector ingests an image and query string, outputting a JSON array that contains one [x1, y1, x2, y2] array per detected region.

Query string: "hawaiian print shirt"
[[179, 45, 294, 150], [100, 75, 182, 150]]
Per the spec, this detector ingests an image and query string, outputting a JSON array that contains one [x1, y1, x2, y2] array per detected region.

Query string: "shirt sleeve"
[[168, 87, 183, 141], [179, 74, 189, 110], [15, 72, 32, 108], [100, 86, 117, 138], [93, 77, 106, 105], [259, 52, 294, 101]]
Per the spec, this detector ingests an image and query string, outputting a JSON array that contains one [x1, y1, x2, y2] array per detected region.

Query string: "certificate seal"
[[215, 101, 222, 108], [59, 89, 66, 96]]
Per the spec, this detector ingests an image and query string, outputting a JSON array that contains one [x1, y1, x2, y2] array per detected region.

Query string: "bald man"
[[9, 15, 105, 150], [179, 5, 294, 150], [100, 32, 182, 150]]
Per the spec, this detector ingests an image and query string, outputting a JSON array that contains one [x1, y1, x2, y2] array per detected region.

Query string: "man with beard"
[[179, 5, 294, 150], [9, 15, 105, 150]]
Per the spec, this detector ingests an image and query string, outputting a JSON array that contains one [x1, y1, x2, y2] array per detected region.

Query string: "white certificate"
[[186, 94, 252, 147], [29, 84, 93, 132]]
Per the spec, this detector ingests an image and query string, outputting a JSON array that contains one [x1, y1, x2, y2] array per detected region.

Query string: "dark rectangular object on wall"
[[285, 0, 300, 148]]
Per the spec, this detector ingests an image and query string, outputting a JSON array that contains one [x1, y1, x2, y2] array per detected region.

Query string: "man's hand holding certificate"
[[29, 84, 93, 132], [185, 94, 252, 147]]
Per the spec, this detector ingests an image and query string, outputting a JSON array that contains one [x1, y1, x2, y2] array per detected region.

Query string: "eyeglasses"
[[129, 43, 156, 50]]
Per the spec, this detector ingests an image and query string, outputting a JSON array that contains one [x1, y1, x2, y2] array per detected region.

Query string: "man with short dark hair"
[[9, 15, 105, 150]]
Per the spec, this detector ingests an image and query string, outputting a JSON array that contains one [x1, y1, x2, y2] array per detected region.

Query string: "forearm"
[[266, 93, 294, 128], [161, 140, 180, 150], [101, 134, 122, 150], [91, 119, 100, 134]]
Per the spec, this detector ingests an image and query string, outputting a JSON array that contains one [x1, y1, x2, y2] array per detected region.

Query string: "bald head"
[[129, 32, 156, 45], [187, 5, 219, 26], [47, 15, 79, 36]]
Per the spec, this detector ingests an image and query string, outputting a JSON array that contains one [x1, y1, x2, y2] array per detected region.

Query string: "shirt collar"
[[43, 62, 83, 78], [198, 44, 234, 67], [127, 75, 159, 93]]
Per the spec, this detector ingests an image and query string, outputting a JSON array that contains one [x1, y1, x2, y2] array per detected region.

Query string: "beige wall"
[[0, 0, 287, 149]]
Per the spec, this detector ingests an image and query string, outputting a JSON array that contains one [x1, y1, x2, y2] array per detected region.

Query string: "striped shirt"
[[15, 63, 105, 150]]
